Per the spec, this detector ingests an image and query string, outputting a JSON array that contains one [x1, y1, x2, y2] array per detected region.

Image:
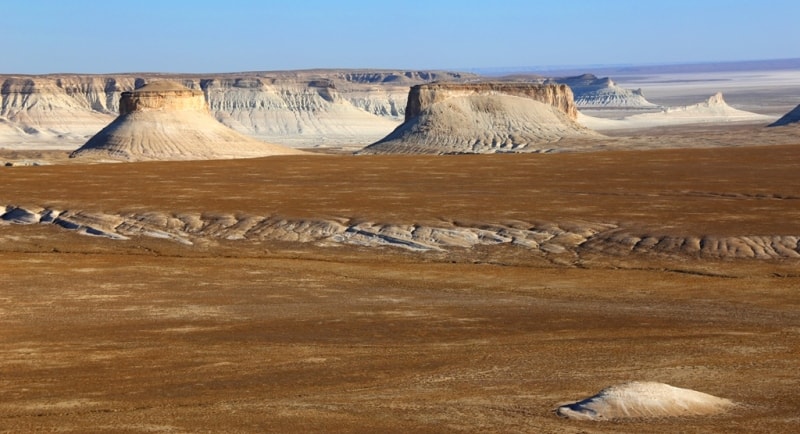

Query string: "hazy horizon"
[[3, 0, 799, 75]]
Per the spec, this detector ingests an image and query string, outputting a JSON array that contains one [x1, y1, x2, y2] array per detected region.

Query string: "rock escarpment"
[[0, 71, 471, 150], [0, 76, 124, 143], [360, 82, 600, 154], [3, 204, 799, 260], [549, 74, 657, 108], [70, 81, 303, 161], [403, 82, 579, 121]]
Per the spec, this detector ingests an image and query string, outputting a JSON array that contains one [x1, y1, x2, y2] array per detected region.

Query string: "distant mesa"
[[768, 104, 800, 127], [579, 92, 775, 131], [629, 92, 774, 121], [549, 74, 658, 108], [359, 82, 601, 155], [70, 80, 304, 161], [556, 382, 735, 421]]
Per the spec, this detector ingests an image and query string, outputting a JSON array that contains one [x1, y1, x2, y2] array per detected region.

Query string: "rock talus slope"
[[361, 83, 600, 154], [70, 81, 303, 161]]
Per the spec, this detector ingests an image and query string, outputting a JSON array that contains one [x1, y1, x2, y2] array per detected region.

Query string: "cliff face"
[[119, 81, 207, 114], [404, 82, 578, 121], [0, 71, 468, 149], [0, 76, 122, 140]]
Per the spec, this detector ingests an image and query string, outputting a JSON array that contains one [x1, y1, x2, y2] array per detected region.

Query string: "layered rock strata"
[[549, 74, 658, 108], [0, 71, 472, 149], [360, 82, 600, 154], [70, 81, 303, 161], [403, 82, 579, 121]]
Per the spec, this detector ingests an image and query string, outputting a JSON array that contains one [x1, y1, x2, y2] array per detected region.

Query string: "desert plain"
[[1, 66, 800, 433]]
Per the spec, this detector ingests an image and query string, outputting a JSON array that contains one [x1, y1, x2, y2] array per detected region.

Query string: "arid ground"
[[1, 135, 799, 432]]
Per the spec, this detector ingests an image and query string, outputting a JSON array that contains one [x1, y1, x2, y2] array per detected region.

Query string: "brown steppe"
[[1, 142, 799, 432]]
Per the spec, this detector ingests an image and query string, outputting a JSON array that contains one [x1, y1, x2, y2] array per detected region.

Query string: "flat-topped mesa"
[[70, 80, 304, 161], [404, 82, 578, 121], [119, 81, 206, 114], [360, 81, 599, 155]]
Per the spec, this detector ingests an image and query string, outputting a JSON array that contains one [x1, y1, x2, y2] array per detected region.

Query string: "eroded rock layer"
[[403, 82, 579, 121], [0, 71, 472, 148], [361, 82, 600, 154], [70, 81, 303, 161], [2, 205, 798, 260]]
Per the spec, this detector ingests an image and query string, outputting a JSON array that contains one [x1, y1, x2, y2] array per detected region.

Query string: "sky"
[[3, 0, 799, 74]]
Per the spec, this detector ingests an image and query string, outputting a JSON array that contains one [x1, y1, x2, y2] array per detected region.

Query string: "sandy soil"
[[1, 138, 799, 432]]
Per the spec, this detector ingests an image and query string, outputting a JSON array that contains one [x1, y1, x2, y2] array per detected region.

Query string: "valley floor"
[[1, 140, 799, 432]]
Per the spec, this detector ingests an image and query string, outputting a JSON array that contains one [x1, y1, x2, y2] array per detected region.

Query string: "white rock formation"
[[579, 92, 775, 130], [70, 81, 304, 161], [360, 83, 600, 154], [556, 382, 735, 421], [5, 203, 797, 260], [550, 74, 658, 108], [0, 71, 470, 150]]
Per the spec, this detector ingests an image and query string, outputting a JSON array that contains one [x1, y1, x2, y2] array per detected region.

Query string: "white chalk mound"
[[556, 382, 734, 421], [580, 93, 774, 131]]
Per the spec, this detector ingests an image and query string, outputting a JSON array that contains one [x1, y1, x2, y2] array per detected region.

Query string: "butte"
[[70, 80, 304, 161], [358, 82, 600, 155]]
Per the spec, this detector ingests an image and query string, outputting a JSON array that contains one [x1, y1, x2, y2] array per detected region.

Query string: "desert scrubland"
[[1, 65, 799, 432]]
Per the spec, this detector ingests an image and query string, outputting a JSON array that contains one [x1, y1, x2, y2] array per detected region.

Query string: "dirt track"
[[1, 143, 799, 432]]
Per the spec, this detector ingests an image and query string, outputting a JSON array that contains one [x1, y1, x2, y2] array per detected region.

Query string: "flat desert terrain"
[[1, 137, 799, 432]]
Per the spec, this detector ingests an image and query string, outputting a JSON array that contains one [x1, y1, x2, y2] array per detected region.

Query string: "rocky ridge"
[[2, 204, 798, 260]]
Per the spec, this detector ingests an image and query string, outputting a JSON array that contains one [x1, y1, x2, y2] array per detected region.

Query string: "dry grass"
[[1, 140, 799, 432]]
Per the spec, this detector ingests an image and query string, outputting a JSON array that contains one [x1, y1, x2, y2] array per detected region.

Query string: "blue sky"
[[3, 0, 798, 74]]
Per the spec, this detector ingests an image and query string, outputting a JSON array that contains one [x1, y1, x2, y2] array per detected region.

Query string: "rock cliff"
[[361, 82, 599, 154], [70, 81, 303, 161], [0, 70, 472, 150], [403, 82, 579, 121]]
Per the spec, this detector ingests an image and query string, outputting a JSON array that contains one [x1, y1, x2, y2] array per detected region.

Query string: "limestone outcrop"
[[549, 74, 658, 108], [0, 71, 473, 150], [403, 82, 579, 121], [70, 81, 303, 161], [360, 82, 599, 154]]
